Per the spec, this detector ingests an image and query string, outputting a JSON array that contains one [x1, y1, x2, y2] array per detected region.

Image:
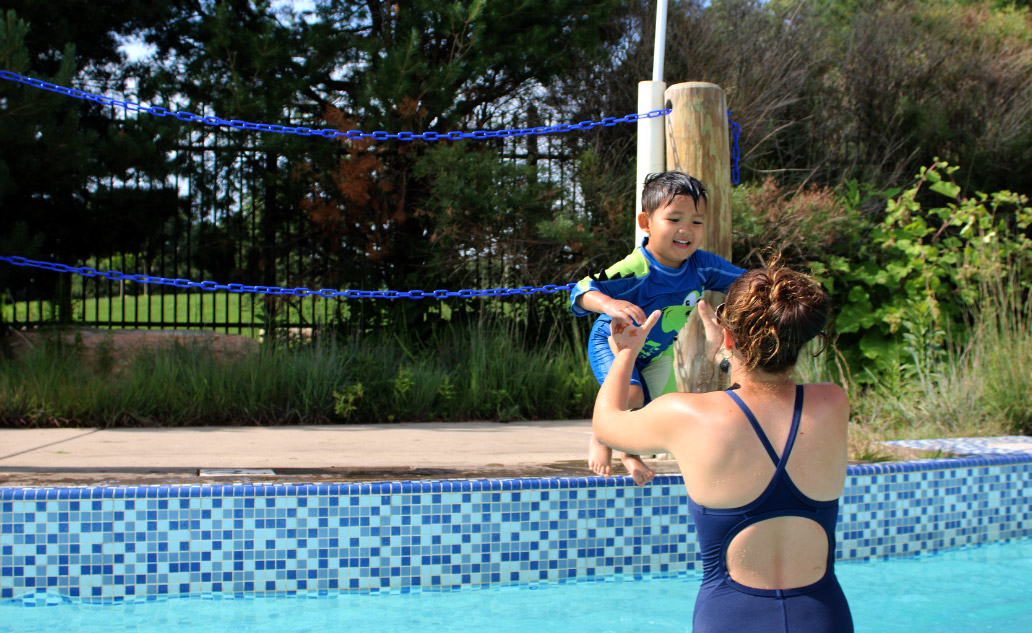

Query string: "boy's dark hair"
[[641, 171, 707, 216]]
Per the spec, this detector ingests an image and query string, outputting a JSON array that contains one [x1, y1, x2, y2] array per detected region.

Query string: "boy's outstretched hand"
[[608, 309, 661, 355], [603, 299, 648, 327]]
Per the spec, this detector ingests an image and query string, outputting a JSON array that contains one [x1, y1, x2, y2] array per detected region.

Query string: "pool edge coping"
[[4, 453, 1032, 499]]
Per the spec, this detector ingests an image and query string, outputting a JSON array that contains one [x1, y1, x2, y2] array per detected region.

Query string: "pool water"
[[4, 538, 1031, 633]]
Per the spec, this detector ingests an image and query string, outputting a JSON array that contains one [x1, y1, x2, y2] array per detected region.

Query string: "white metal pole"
[[635, 0, 669, 247], [653, 0, 668, 82]]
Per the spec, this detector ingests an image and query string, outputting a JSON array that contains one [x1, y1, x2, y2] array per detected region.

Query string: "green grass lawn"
[[4, 291, 349, 335]]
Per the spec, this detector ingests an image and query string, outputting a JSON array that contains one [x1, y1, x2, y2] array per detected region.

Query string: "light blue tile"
[[3, 456, 1032, 601]]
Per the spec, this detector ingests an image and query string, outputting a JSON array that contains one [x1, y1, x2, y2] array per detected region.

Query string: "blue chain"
[[727, 109, 741, 185], [2, 70, 741, 177], [0, 256, 576, 299], [0, 71, 668, 141]]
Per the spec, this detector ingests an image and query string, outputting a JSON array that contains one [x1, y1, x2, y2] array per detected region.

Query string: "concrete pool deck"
[[2, 423, 1031, 488], [0, 420, 685, 487]]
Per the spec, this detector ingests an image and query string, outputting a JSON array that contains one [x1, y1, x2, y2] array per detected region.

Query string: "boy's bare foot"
[[620, 453, 655, 486], [588, 434, 613, 477]]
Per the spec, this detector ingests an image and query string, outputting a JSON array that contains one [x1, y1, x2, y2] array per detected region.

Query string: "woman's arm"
[[592, 310, 680, 456]]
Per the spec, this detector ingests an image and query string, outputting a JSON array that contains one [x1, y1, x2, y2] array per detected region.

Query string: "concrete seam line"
[[0, 429, 103, 462]]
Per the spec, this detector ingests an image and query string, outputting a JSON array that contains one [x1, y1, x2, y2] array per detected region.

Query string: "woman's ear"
[[723, 327, 735, 350]]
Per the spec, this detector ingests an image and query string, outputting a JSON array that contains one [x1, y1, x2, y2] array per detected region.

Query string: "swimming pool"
[[2, 454, 1031, 615], [3, 537, 1031, 632]]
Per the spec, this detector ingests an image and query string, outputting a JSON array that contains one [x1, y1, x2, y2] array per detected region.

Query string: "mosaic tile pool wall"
[[2, 454, 1031, 602]]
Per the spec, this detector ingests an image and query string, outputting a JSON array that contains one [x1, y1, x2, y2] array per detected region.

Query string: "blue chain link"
[[0, 256, 576, 299], [2, 71, 742, 179], [727, 109, 741, 185], [0, 71, 669, 141]]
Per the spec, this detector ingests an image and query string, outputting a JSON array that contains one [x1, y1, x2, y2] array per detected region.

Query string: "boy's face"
[[638, 195, 705, 268]]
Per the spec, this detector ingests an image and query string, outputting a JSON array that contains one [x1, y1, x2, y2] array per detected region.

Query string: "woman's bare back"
[[666, 382, 849, 590]]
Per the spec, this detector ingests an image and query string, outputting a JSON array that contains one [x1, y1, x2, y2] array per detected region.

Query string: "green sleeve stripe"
[[576, 250, 649, 292], [605, 250, 650, 278]]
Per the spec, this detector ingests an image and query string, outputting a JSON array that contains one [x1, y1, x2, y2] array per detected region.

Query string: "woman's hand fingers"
[[697, 299, 724, 357], [698, 300, 722, 334], [641, 309, 661, 335], [609, 310, 661, 354], [697, 299, 718, 325]]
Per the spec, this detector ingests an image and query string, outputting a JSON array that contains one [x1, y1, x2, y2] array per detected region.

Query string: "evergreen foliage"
[[2, 1, 1032, 431]]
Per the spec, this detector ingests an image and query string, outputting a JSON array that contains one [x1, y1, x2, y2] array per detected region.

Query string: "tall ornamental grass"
[[795, 272, 1032, 460], [0, 320, 597, 427]]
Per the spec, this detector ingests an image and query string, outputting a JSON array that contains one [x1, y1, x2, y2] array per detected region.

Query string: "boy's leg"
[[618, 452, 654, 486], [641, 348, 676, 398], [587, 435, 613, 477]]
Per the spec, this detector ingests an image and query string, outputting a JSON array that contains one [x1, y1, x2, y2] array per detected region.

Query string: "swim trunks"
[[688, 385, 853, 633]]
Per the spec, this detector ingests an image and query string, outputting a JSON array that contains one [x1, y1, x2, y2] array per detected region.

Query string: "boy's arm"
[[575, 290, 647, 326], [571, 249, 652, 324], [697, 250, 747, 293]]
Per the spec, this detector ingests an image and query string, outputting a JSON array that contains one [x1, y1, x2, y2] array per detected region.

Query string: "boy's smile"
[[638, 195, 706, 268]]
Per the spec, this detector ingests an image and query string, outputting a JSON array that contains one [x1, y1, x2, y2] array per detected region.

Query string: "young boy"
[[571, 171, 745, 485]]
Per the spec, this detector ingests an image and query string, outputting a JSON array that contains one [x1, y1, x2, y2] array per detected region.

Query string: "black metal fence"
[[3, 102, 591, 337]]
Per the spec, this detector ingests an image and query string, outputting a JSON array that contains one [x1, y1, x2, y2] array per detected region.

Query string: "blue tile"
[[2, 454, 1031, 601]]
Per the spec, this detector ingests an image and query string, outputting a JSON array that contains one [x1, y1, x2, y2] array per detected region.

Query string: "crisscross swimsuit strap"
[[724, 385, 804, 468]]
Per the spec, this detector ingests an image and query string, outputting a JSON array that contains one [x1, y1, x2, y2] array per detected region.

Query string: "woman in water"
[[592, 257, 852, 633]]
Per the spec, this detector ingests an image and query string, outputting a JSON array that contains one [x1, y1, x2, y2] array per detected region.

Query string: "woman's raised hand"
[[696, 299, 724, 359], [609, 309, 661, 355]]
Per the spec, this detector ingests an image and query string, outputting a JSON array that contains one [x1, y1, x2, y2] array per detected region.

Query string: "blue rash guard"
[[570, 240, 745, 402]]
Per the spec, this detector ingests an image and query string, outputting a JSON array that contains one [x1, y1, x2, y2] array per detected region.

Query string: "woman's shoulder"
[[648, 389, 740, 428], [803, 382, 849, 407], [801, 382, 850, 429]]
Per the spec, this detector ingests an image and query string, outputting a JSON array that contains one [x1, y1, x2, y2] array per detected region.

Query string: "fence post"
[[665, 82, 732, 394]]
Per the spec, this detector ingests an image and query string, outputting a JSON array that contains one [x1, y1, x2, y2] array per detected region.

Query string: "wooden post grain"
[[665, 82, 732, 393]]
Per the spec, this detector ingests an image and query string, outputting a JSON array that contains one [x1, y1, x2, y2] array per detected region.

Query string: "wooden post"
[[665, 82, 732, 394]]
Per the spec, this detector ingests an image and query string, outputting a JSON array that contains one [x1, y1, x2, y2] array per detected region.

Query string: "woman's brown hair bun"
[[722, 253, 829, 374]]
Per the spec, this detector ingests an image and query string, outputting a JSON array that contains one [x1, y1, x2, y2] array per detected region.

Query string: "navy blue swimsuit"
[[688, 386, 853, 633]]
